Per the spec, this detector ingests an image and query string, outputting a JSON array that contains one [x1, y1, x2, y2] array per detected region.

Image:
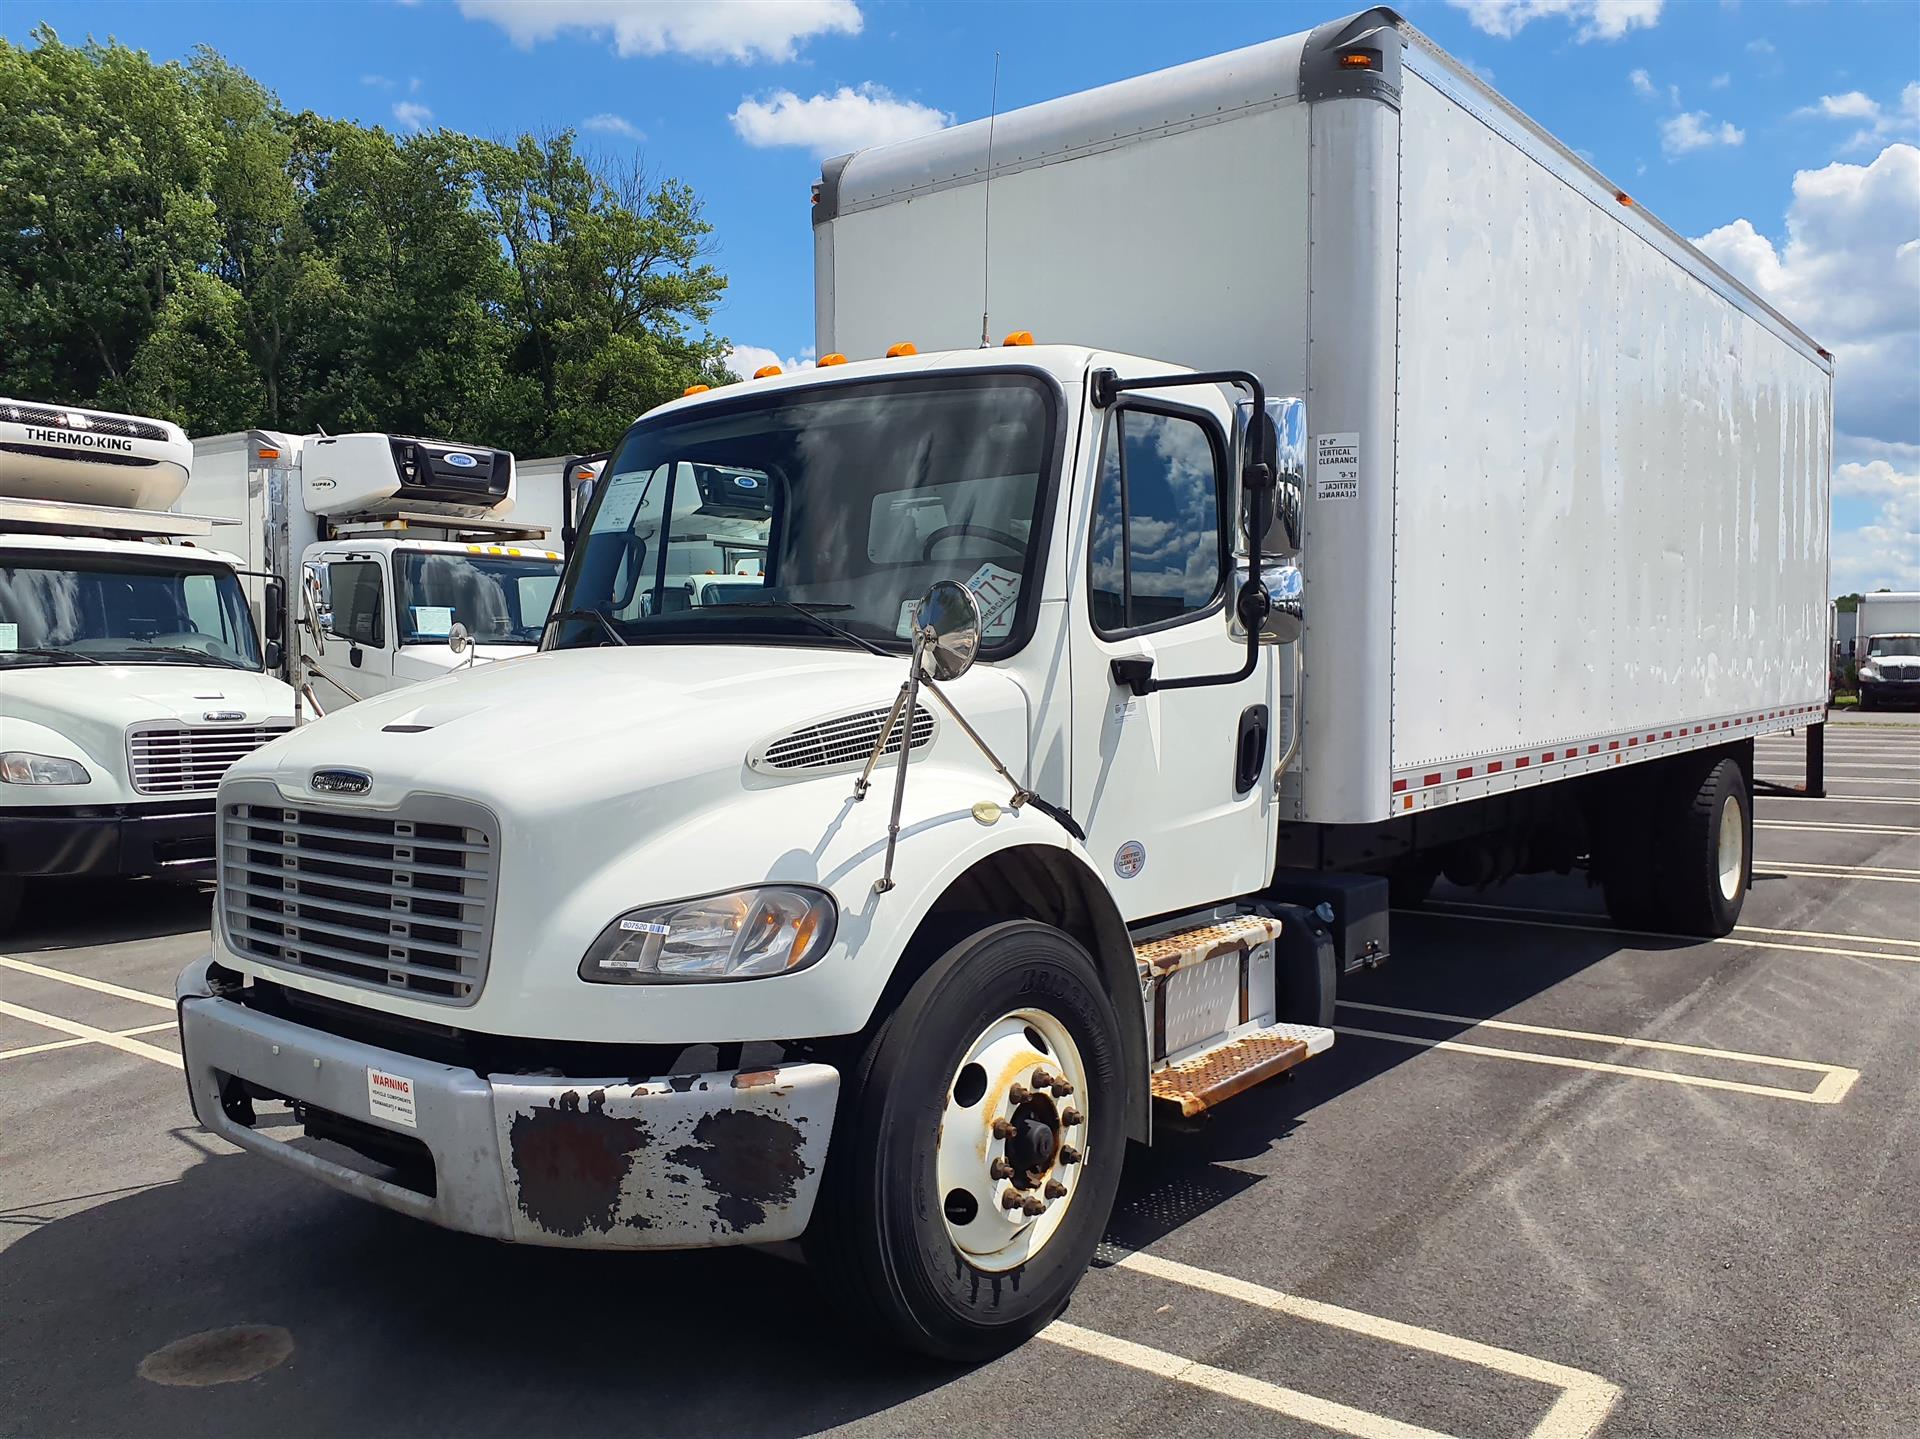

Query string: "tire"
[[1655, 757, 1751, 937], [805, 920, 1128, 1361]]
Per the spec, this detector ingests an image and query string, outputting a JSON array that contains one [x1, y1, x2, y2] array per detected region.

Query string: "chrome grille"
[[758, 705, 936, 773], [127, 722, 293, 794], [219, 796, 497, 1005]]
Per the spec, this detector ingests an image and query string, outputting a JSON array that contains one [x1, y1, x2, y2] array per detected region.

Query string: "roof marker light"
[[753, 365, 783, 378], [1002, 330, 1034, 347], [886, 342, 917, 358], [1338, 52, 1376, 70], [683, 384, 710, 396], [818, 353, 848, 366], [1615, 191, 1633, 207]]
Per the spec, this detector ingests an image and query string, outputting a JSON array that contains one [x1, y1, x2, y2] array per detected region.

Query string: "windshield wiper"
[[124, 644, 244, 668], [547, 607, 628, 647], [705, 600, 889, 658], [5, 645, 107, 666]]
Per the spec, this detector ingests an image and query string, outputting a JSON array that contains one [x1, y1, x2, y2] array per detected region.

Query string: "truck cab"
[[0, 398, 295, 930]]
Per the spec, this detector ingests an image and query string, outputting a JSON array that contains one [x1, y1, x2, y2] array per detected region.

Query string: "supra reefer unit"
[[813, 5, 1835, 827]]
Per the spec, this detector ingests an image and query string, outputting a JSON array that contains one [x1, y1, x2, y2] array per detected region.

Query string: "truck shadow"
[[10, 875, 213, 948]]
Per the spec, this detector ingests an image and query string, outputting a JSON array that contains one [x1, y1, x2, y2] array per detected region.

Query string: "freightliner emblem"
[[310, 769, 373, 796]]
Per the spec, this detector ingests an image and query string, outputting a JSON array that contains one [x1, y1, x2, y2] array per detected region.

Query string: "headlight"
[[578, 886, 836, 984], [1858, 663, 1879, 680], [0, 752, 90, 785]]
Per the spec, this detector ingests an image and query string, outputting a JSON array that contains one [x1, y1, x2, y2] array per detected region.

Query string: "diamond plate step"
[[1148, 1023, 1336, 1117]]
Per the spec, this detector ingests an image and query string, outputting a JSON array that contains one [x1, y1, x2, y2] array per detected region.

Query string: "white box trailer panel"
[[815, 7, 1832, 826], [1857, 592, 1920, 640]]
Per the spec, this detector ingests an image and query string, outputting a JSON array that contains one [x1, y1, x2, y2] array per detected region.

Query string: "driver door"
[[1067, 377, 1274, 922]]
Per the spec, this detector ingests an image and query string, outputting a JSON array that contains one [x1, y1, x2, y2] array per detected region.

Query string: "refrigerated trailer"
[[177, 8, 1832, 1360]]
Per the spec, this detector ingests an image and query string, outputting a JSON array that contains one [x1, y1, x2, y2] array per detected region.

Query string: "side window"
[[181, 573, 228, 642], [1088, 408, 1225, 635], [328, 561, 384, 647]]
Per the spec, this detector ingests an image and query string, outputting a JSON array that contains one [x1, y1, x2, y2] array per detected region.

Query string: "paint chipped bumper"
[[176, 958, 840, 1249]]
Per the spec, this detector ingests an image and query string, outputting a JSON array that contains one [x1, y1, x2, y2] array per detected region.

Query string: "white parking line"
[[1759, 776, 1920, 786], [1758, 858, 1920, 875], [0, 1021, 176, 1064], [1404, 905, 1920, 964], [1759, 794, 1920, 807], [1758, 867, 1920, 886], [1756, 820, 1920, 836], [0, 998, 182, 1069], [1079, 1249, 1624, 1439], [1337, 1001, 1858, 1104], [0, 953, 174, 1009]]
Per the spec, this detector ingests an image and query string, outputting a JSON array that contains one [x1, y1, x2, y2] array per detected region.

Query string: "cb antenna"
[[979, 50, 1001, 348]]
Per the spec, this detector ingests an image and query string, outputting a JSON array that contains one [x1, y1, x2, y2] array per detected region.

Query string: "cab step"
[[1149, 1022, 1336, 1117]]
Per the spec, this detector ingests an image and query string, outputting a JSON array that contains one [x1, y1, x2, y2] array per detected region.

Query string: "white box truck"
[[176, 9, 1832, 1358], [1854, 592, 1920, 709], [181, 432, 565, 713], [0, 399, 295, 931]]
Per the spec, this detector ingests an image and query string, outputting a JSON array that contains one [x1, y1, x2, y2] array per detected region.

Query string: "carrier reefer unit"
[[182, 431, 564, 712], [0, 399, 295, 931], [177, 9, 1831, 1364]]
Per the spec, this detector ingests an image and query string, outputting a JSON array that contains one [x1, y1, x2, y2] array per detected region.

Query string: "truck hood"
[[391, 642, 536, 685], [3, 664, 291, 748], [229, 645, 1032, 821]]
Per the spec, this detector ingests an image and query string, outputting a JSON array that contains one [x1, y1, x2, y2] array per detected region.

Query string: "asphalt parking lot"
[[3, 713, 1916, 1439]]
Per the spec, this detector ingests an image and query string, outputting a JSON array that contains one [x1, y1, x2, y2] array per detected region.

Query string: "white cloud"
[[1661, 111, 1744, 154], [1804, 91, 1880, 121], [1630, 67, 1657, 99], [730, 84, 950, 158], [409, 76, 424, 95], [725, 344, 816, 380], [456, 0, 861, 64], [392, 100, 434, 132], [1446, 0, 1661, 41], [583, 113, 646, 140], [1745, 37, 1774, 53], [1710, 73, 1731, 90], [1794, 83, 1920, 153], [1696, 146, 1920, 591], [361, 73, 395, 89]]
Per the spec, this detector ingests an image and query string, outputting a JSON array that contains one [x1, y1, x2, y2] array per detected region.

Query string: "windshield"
[[548, 374, 1057, 653], [397, 550, 564, 645], [0, 553, 262, 670], [1867, 635, 1920, 657]]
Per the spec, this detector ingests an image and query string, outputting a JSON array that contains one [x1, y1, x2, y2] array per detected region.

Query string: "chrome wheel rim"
[[936, 1008, 1089, 1273], [1717, 792, 1745, 902]]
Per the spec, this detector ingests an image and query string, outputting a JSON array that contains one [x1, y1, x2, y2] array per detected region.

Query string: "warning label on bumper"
[[366, 1066, 417, 1129]]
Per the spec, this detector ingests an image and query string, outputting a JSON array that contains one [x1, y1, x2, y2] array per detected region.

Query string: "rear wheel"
[[1595, 755, 1750, 937], [806, 920, 1127, 1360]]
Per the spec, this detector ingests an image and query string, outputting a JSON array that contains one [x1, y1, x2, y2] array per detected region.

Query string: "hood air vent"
[[751, 705, 937, 776]]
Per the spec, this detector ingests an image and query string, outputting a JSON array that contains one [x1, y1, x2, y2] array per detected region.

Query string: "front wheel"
[[806, 920, 1127, 1360]]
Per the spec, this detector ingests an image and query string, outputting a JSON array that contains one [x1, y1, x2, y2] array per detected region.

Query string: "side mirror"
[[300, 570, 329, 651], [914, 580, 981, 681], [1239, 397, 1306, 560], [1231, 559, 1304, 646], [263, 639, 283, 672], [448, 622, 471, 656], [263, 579, 285, 643]]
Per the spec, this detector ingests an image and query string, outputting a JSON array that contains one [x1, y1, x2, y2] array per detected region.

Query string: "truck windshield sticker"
[[0, 623, 14, 652], [966, 563, 1021, 637], [1315, 433, 1360, 501], [410, 606, 454, 638]]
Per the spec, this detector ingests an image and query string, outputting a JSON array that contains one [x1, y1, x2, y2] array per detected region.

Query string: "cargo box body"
[[813, 8, 1832, 827]]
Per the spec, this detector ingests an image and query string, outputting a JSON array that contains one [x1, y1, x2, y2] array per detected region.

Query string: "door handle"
[[1111, 655, 1155, 695], [1234, 704, 1270, 795]]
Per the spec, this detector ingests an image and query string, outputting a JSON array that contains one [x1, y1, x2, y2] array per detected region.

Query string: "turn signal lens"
[[1001, 330, 1034, 346], [818, 352, 848, 366], [886, 341, 917, 358], [683, 384, 710, 396], [1338, 52, 1376, 69]]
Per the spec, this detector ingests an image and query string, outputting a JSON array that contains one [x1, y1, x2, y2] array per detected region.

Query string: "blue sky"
[[8, 0, 1917, 591]]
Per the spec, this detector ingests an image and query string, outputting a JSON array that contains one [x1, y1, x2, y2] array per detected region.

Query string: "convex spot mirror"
[[1231, 560, 1304, 646], [299, 569, 329, 650], [447, 621, 471, 656], [914, 580, 981, 681], [1238, 397, 1306, 560]]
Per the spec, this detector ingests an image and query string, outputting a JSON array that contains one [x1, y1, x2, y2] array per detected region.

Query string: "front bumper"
[[1860, 678, 1920, 707], [176, 957, 840, 1248], [0, 799, 215, 878]]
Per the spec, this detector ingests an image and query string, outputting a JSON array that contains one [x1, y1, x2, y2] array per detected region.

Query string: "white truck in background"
[[1854, 592, 1920, 709], [0, 399, 295, 931], [177, 8, 1831, 1359], [182, 432, 564, 713]]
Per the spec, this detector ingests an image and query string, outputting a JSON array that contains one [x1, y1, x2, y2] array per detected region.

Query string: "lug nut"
[[1001, 1188, 1024, 1210], [1019, 1194, 1047, 1216], [990, 1157, 1014, 1181], [1060, 1107, 1084, 1127], [991, 1117, 1017, 1139], [1008, 1083, 1032, 1104], [1032, 1068, 1058, 1091], [1049, 1077, 1075, 1096], [1059, 1144, 1082, 1165], [1044, 1179, 1068, 1199]]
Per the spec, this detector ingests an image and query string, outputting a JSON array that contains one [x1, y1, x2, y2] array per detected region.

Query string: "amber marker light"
[[1002, 330, 1034, 346], [683, 384, 710, 396], [886, 341, 917, 357], [818, 353, 848, 366]]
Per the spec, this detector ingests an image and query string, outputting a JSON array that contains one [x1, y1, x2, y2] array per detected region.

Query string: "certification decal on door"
[[1314, 433, 1360, 501], [366, 1066, 418, 1129]]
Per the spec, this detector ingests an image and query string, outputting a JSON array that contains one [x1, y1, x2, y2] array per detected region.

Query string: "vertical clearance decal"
[[1314, 433, 1360, 501]]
